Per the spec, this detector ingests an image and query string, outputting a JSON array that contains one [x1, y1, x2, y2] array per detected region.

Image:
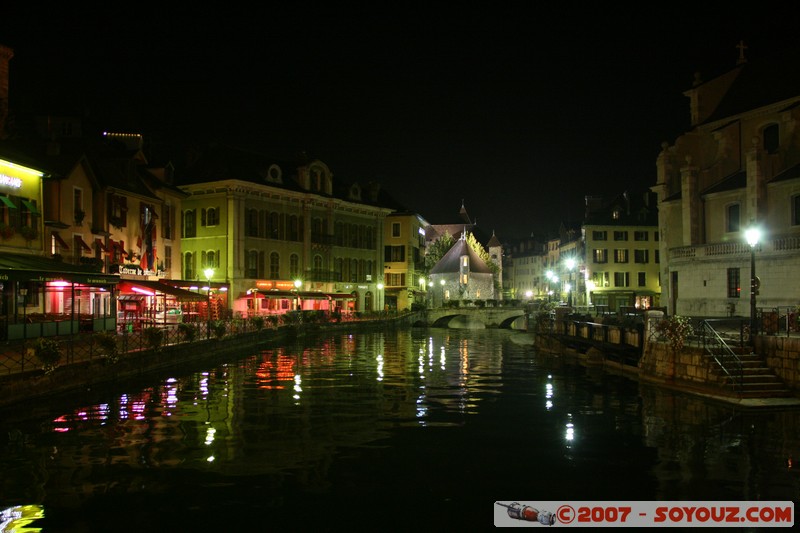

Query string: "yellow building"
[[383, 211, 429, 310], [177, 145, 393, 317], [583, 191, 661, 312]]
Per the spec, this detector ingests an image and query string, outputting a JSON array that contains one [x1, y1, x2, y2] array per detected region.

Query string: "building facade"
[[583, 191, 661, 312], [653, 50, 800, 317], [383, 211, 429, 311], [178, 146, 393, 317]]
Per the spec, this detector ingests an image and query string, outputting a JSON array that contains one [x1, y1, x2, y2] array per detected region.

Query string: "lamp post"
[[204, 267, 214, 339], [294, 279, 302, 311], [439, 278, 446, 307], [565, 258, 576, 307], [745, 227, 761, 347]]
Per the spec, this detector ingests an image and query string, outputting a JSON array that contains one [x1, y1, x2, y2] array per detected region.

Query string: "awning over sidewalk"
[[118, 280, 206, 301], [0, 252, 119, 284]]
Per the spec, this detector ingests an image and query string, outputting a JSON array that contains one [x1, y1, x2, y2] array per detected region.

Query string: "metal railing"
[[698, 319, 744, 391]]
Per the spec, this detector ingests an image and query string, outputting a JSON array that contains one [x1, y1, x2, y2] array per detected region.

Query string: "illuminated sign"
[[0, 175, 22, 189]]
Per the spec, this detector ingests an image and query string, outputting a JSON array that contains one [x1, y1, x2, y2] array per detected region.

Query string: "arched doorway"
[[364, 290, 373, 311]]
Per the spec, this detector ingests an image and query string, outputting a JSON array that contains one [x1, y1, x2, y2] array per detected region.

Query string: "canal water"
[[1, 327, 798, 531]]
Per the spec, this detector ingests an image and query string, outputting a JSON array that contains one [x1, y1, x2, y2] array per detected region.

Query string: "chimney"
[[0, 44, 14, 140]]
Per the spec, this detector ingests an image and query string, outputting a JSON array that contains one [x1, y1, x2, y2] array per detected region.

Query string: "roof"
[[701, 53, 800, 126], [702, 170, 747, 195], [430, 235, 493, 275]]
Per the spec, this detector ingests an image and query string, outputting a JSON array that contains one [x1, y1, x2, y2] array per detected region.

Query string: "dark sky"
[[3, 3, 800, 240]]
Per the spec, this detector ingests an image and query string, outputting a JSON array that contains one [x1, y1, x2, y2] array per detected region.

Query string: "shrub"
[[251, 315, 265, 331], [94, 331, 119, 363], [654, 315, 694, 353], [177, 323, 198, 342], [143, 327, 164, 351], [212, 320, 227, 339], [32, 337, 62, 373]]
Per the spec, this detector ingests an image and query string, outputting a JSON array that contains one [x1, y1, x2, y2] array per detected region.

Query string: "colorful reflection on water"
[[0, 328, 798, 530]]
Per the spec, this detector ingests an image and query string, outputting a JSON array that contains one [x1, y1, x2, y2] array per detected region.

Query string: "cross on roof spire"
[[736, 40, 748, 65]]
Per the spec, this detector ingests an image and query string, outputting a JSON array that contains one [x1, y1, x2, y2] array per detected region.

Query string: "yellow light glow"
[[0, 159, 44, 178]]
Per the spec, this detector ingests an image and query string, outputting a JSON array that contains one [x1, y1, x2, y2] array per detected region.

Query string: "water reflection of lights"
[[376, 354, 384, 381], [293, 374, 302, 401], [205, 426, 216, 445], [565, 414, 575, 446], [545, 374, 554, 410]]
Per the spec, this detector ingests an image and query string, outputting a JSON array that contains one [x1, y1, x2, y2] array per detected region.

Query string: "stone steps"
[[705, 353, 793, 398]]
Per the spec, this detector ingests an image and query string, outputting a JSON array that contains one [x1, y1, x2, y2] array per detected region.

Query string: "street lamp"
[[439, 278, 446, 307], [745, 227, 761, 347], [565, 258, 576, 307], [294, 279, 302, 311], [204, 267, 214, 339]]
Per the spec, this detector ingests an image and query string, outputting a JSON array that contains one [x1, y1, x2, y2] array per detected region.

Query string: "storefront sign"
[[0, 174, 22, 189], [119, 266, 165, 277]]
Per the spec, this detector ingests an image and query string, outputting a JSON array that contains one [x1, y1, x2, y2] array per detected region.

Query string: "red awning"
[[52, 231, 69, 250], [95, 238, 108, 253], [74, 235, 92, 252]]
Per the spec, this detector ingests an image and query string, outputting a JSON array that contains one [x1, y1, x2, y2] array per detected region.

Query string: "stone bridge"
[[418, 306, 527, 329]]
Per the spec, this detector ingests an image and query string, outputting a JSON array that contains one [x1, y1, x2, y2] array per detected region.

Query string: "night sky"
[[3, 3, 800, 240]]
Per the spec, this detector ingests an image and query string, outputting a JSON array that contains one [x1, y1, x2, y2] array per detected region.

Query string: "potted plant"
[[177, 322, 198, 342], [143, 326, 165, 351], [32, 337, 62, 373], [211, 320, 226, 339], [0, 222, 14, 240], [19, 225, 37, 241], [93, 331, 119, 363]]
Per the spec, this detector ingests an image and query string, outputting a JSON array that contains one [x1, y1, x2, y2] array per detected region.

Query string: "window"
[[270, 252, 280, 279], [183, 210, 196, 238], [184, 252, 195, 280], [614, 272, 630, 287], [792, 195, 800, 226], [246, 208, 259, 237], [592, 230, 607, 241], [592, 271, 609, 287], [763, 123, 779, 154], [110, 194, 128, 228], [637, 272, 646, 287], [612, 208, 621, 220], [387, 273, 405, 286], [313, 255, 323, 272], [290, 254, 300, 278], [727, 268, 741, 298], [634, 249, 649, 263], [384, 245, 405, 262], [593, 249, 608, 263], [288, 215, 300, 241], [73, 187, 84, 222], [726, 203, 740, 233], [392, 222, 401, 238], [202, 207, 219, 227], [613, 231, 628, 241], [614, 249, 629, 263], [247, 251, 258, 278], [162, 204, 173, 240], [201, 250, 220, 269], [634, 231, 648, 241], [268, 212, 280, 239], [655, 249, 660, 263], [164, 245, 172, 271]]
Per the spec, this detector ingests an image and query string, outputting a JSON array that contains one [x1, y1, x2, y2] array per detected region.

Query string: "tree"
[[464, 231, 501, 294], [423, 231, 454, 274]]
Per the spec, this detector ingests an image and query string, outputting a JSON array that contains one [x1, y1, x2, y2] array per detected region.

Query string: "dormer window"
[[763, 123, 779, 154], [612, 207, 621, 220]]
